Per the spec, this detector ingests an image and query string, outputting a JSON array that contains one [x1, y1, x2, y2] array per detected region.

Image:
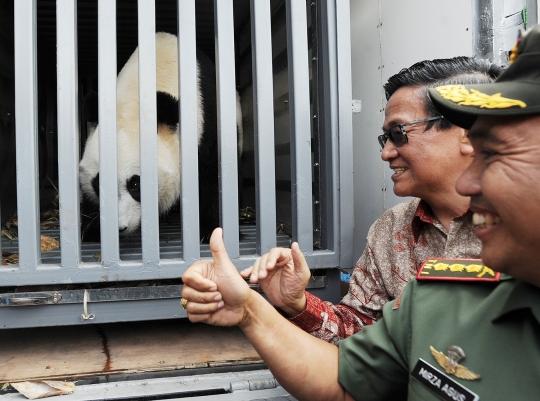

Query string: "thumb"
[[209, 228, 235, 274], [209, 228, 250, 302], [291, 242, 308, 273]]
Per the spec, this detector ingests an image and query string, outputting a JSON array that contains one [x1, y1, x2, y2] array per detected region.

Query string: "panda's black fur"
[[79, 32, 242, 243]]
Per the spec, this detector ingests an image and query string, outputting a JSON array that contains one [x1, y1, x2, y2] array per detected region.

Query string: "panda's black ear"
[[83, 91, 99, 124], [156, 91, 179, 130]]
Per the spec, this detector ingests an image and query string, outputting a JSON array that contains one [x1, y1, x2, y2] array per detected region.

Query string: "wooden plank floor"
[[0, 320, 262, 383]]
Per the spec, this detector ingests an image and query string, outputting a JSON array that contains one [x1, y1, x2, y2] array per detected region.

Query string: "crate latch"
[[80, 289, 95, 321]]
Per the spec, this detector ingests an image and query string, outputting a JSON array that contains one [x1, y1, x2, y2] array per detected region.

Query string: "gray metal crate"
[[0, 0, 353, 329]]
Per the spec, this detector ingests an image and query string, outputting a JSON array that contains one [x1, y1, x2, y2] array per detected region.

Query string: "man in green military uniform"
[[180, 24, 540, 400]]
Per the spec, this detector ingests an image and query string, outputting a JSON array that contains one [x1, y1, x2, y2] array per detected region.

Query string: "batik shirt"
[[288, 198, 482, 344]]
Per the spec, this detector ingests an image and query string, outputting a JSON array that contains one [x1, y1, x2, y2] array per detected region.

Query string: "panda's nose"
[[119, 226, 128, 233]]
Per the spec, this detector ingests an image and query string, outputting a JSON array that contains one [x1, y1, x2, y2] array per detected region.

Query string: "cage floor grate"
[[1, 221, 292, 265]]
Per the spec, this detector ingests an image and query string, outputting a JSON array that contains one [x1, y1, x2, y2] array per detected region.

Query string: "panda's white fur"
[[79, 32, 242, 237]]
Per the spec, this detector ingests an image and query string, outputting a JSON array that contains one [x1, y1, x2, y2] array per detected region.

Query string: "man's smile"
[[391, 167, 408, 174], [472, 212, 501, 228]]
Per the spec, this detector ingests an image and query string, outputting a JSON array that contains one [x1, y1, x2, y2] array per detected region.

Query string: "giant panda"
[[79, 32, 243, 243]]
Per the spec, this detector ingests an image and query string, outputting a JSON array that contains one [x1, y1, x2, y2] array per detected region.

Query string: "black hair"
[[384, 56, 503, 130]]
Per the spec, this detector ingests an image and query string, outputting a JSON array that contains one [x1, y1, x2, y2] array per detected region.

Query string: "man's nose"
[[456, 157, 482, 197], [381, 140, 398, 161]]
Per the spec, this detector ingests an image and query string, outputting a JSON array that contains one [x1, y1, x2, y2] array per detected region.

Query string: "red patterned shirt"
[[288, 198, 482, 344]]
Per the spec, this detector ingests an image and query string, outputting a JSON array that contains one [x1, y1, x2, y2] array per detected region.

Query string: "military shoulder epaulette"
[[416, 258, 500, 282]]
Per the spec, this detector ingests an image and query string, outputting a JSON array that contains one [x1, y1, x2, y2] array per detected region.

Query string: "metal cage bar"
[[313, 0, 337, 253], [335, 0, 354, 269], [250, 0, 277, 254], [138, 0, 160, 266], [14, 0, 41, 271], [285, 0, 314, 251], [178, 0, 201, 262], [97, 0, 120, 266], [57, 0, 82, 269], [214, 0, 240, 258]]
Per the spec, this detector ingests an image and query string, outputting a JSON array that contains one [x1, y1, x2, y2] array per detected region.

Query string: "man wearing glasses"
[[240, 57, 502, 343]]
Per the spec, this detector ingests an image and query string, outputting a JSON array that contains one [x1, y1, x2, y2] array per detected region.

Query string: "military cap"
[[429, 23, 540, 129]]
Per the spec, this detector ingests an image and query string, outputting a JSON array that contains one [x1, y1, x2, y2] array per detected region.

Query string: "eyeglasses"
[[378, 116, 444, 150]]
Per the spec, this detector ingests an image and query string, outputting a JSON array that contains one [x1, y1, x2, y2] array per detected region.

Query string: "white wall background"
[[350, 0, 475, 263]]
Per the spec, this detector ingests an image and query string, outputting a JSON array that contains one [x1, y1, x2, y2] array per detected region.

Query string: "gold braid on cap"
[[509, 40, 520, 63], [436, 85, 527, 109]]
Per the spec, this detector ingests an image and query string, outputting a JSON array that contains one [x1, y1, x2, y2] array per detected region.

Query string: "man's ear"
[[459, 128, 474, 156]]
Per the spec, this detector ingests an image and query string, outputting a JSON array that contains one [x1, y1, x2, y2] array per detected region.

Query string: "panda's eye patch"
[[127, 175, 141, 203], [156, 91, 179, 129]]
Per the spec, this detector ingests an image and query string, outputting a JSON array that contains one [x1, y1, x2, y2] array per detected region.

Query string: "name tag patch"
[[412, 359, 479, 401]]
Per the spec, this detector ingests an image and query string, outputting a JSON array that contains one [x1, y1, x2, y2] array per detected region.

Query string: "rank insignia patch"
[[416, 258, 501, 282]]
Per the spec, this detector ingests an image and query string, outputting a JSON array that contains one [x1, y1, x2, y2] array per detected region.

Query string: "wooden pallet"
[[0, 319, 261, 383]]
